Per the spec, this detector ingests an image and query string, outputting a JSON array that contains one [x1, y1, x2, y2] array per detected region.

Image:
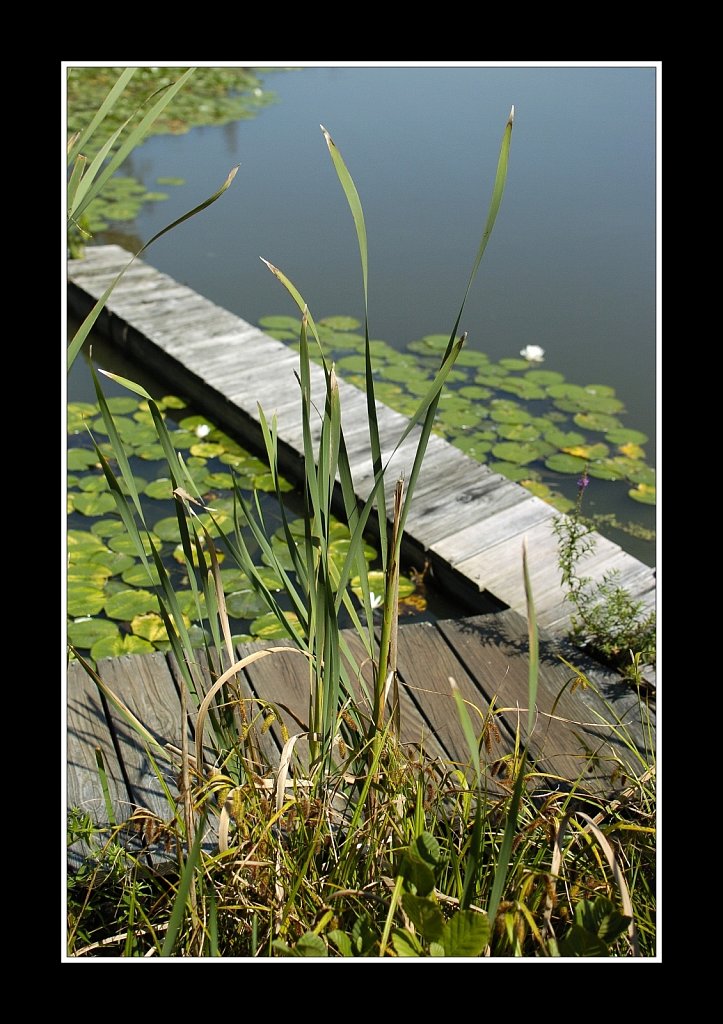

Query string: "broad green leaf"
[[441, 910, 490, 957], [131, 611, 190, 642], [67, 617, 119, 649], [91, 634, 155, 660], [545, 453, 588, 474], [491, 442, 539, 465], [225, 590, 268, 619], [391, 929, 422, 957], [105, 588, 158, 620], [294, 933, 328, 957], [327, 930, 354, 957], [67, 448, 100, 471], [67, 582, 106, 617], [121, 561, 162, 586], [401, 894, 444, 941]]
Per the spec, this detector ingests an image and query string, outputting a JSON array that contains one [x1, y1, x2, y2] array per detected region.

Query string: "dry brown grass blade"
[[194, 647, 313, 776], [575, 810, 640, 956], [274, 732, 308, 814]]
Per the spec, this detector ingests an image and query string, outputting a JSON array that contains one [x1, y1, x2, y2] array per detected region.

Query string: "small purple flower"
[[577, 472, 590, 490]]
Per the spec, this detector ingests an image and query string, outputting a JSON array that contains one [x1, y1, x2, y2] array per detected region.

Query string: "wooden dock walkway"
[[67, 245, 656, 639], [67, 608, 653, 867]]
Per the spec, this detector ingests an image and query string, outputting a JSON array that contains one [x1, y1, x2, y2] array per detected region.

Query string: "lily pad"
[[489, 407, 531, 425], [629, 484, 656, 505], [68, 564, 112, 586], [450, 437, 492, 458], [604, 428, 649, 446], [218, 568, 250, 592], [202, 471, 235, 490], [545, 453, 588, 474], [76, 475, 109, 493], [587, 460, 628, 481], [121, 562, 162, 587], [105, 396, 139, 415], [453, 350, 490, 367], [172, 543, 225, 568], [254, 472, 293, 493], [152, 516, 183, 542], [520, 481, 553, 499], [491, 442, 539, 465], [561, 443, 610, 460], [108, 533, 155, 556], [136, 443, 166, 461], [73, 492, 117, 517], [159, 395, 186, 410], [145, 478, 174, 500], [524, 370, 565, 385], [225, 590, 268, 619], [351, 570, 416, 600], [91, 634, 156, 660], [249, 611, 303, 640], [584, 384, 617, 397], [174, 590, 207, 619], [488, 461, 536, 482], [318, 315, 361, 331], [67, 582, 106, 617], [617, 442, 646, 460], [190, 442, 225, 458], [89, 550, 135, 575], [131, 611, 191, 643], [544, 427, 586, 449], [156, 176, 185, 186], [496, 424, 540, 442], [627, 465, 655, 486], [68, 529, 108, 557], [336, 355, 369, 375], [67, 617, 119, 649], [67, 448, 100, 471], [458, 385, 493, 400], [499, 357, 532, 370], [573, 412, 623, 433], [105, 589, 158, 620], [496, 379, 547, 400]]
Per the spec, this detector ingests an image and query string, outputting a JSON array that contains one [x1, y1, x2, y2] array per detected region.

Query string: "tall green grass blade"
[[68, 164, 238, 370], [67, 67, 138, 165], [91, 363, 146, 521], [72, 69, 197, 222], [92, 443, 153, 579], [94, 747, 116, 826], [70, 117, 133, 219], [321, 125, 368, 305], [160, 816, 205, 957], [486, 750, 528, 929], [66, 154, 88, 213]]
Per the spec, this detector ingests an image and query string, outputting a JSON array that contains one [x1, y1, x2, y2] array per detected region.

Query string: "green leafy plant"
[[554, 472, 656, 681]]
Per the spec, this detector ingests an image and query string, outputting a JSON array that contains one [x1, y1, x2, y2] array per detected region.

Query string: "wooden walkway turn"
[[67, 246, 656, 638], [67, 609, 653, 868]]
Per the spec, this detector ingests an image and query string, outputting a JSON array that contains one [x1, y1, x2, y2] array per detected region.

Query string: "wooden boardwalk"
[[67, 245, 656, 638], [67, 609, 653, 867]]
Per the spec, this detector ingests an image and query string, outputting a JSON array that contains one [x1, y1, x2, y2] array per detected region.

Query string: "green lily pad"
[[253, 472, 293, 493], [156, 176, 185, 186], [318, 315, 361, 331], [604, 428, 649, 446], [202, 472, 235, 491], [453, 350, 490, 367], [178, 415, 214, 432], [159, 395, 186, 410], [546, 383, 588, 401], [584, 384, 617, 397], [561, 443, 610, 460], [488, 461, 535, 482], [67, 582, 106, 617], [629, 484, 656, 505], [121, 562, 162, 587], [172, 543, 225, 568], [76, 475, 109, 493], [91, 634, 156, 660], [131, 611, 190, 643], [337, 355, 371, 375], [437, 405, 483, 429], [491, 442, 539, 465], [68, 529, 108, 557], [216, 569, 250, 593], [521, 481, 553, 499], [153, 516, 184, 542], [350, 570, 416, 600], [67, 617, 119, 649], [105, 396, 139, 415], [136, 443, 166, 461], [105, 589, 158, 620], [496, 379, 547, 400], [524, 370, 565, 385], [175, 590, 208, 619], [545, 453, 588, 474], [73, 492, 117, 517], [89, 550, 135, 575], [108, 533, 156, 556], [419, 334, 453, 351], [68, 564, 112, 586], [499, 357, 532, 370], [145, 478, 174, 499], [458, 385, 492, 400], [496, 424, 540, 442], [450, 437, 492, 458], [544, 427, 586, 449], [190, 442, 225, 458], [489, 407, 531, 425], [547, 493, 576, 513], [475, 363, 510, 379], [249, 611, 303, 640], [587, 460, 628, 481], [67, 448, 100, 471], [573, 412, 623, 433], [627, 465, 655, 486], [258, 314, 302, 331], [143, 191, 169, 202], [266, 329, 297, 340], [225, 590, 269, 619]]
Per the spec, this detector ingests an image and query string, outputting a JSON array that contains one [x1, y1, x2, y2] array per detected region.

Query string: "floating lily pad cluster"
[[67, 67, 276, 234], [260, 315, 656, 524], [67, 393, 420, 663]]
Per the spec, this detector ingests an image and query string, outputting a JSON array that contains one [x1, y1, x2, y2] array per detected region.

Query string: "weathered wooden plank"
[[91, 652, 188, 822], [437, 610, 654, 795], [67, 660, 131, 823]]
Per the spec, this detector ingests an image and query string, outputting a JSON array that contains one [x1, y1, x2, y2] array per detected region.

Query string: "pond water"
[[71, 65, 657, 565]]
